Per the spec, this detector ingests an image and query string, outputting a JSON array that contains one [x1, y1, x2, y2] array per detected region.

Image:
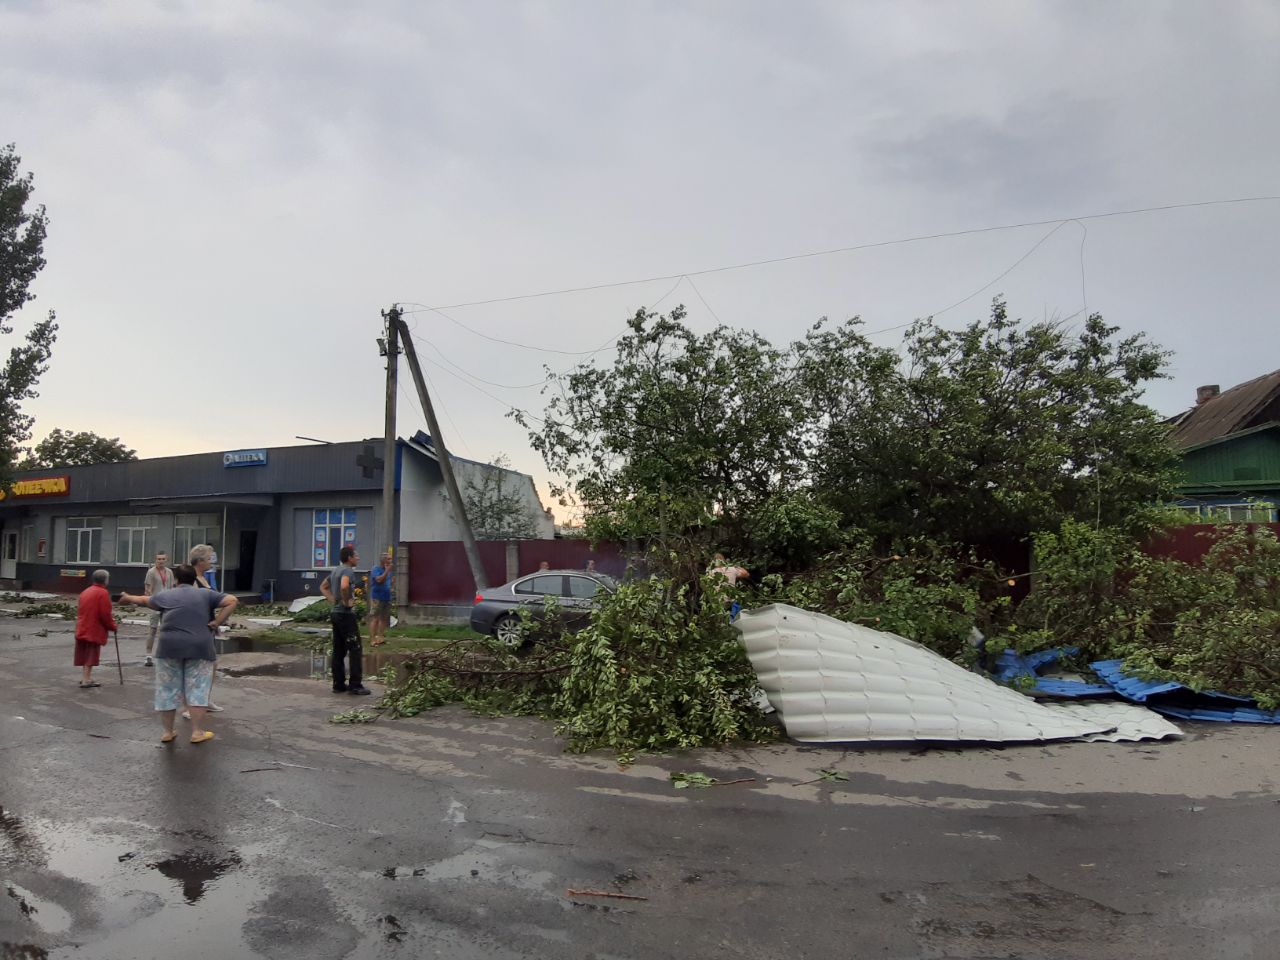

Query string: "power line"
[[418, 351, 546, 425], [928, 220, 1069, 318], [397, 195, 1280, 313], [422, 338, 554, 390], [684, 274, 723, 325], [406, 304, 614, 356], [419, 367, 475, 458]]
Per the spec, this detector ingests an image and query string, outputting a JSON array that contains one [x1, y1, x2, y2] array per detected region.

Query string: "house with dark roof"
[[0, 435, 554, 598], [1165, 370, 1280, 521]]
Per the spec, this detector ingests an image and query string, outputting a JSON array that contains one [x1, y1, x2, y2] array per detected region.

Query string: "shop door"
[[235, 530, 257, 591], [1, 531, 17, 579]]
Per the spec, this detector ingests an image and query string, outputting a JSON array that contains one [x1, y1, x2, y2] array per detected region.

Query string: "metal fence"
[[404, 540, 630, 604]]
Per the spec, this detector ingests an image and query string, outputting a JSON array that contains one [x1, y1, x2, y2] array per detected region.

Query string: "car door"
[[563, 575, 605, 629], [511, 575, 565, 624]]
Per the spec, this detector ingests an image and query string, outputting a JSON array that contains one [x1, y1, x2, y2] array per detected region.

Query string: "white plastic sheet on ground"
[[734, 604, 1116, 743]]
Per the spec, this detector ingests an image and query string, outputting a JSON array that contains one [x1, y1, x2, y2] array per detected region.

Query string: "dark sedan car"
[[470, 569, 617, 645]]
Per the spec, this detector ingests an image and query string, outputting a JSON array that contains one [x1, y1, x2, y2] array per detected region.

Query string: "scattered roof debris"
[[1091, 660, 1280, 724]]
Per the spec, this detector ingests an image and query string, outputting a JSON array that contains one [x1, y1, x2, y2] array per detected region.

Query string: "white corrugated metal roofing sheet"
[[735, 604, 1115, 743], [1040, 702, 1182, 742]]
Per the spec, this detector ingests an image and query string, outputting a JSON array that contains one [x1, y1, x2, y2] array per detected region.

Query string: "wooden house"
[[1166, 371, 1280, 521]]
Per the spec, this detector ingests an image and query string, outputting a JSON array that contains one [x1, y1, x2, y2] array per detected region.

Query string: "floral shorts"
[[154, 657, 215, 711]]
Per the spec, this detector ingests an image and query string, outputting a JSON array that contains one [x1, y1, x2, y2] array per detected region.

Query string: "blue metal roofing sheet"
[[992, 648, 1114, 698], [1089, 659, 1280, 724]]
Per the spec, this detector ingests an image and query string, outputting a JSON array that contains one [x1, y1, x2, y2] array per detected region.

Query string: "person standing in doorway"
[[186, 544, 223, 713], [142, 551, 173, 666], [367, 551, 393, 647], [74, 570, 118, 688], [321, 545, 370, 695]]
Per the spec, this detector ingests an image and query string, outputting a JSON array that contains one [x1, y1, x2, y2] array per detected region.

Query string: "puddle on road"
[[218, 643, 412, 681], [150, 848, 244, 904], [5, 883, 73, 933], [379, 837, 558, 897], [0, 808, 267, 958]]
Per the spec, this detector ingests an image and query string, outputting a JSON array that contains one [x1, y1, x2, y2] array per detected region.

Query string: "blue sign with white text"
[[223, 449, 267, 468]]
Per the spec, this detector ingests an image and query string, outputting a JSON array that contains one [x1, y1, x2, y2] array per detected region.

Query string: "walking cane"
[[112, 629, 124, 685]]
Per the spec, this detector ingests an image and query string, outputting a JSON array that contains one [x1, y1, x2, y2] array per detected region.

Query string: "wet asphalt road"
[[2, 615, 1280, 960]]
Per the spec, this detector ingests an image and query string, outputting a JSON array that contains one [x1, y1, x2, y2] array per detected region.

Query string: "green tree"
[[796, 299, 1177, 549], [19, 429, 137, 469], [452, 454, 540, 540], [518, 306, 813, 570], [0, 144, 58, 487]]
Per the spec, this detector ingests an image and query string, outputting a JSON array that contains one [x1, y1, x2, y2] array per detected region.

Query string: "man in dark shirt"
[[320, 545, 369, 695]]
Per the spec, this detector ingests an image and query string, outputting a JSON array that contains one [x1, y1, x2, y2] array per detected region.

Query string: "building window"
[[174, 513, 221, 564], [66, 517, 103, 564], [312, 508, 357, 567], [20, 525, 34, 563], [117, 515, 158, 565]]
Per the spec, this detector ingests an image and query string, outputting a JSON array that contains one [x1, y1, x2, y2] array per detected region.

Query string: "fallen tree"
[[381, 575, 775, 757]]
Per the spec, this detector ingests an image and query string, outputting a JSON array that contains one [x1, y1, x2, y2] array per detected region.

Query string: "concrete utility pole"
[[394, 314, 488, 590], [379, 307, 401, 561]]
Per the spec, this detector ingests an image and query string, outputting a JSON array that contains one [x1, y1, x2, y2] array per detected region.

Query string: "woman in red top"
[[74, 569, 118, 688]]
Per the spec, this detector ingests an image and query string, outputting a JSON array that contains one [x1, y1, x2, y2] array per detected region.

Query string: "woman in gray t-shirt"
[[120, 564, 237, 745]]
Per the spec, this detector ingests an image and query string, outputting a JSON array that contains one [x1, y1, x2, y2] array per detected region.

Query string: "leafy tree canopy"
[[19, 429, 137, 469], [522, 299, 1176, 570], [797, 300, 1178, 549], [0, 144, 58, 487], [518, 305, 813, 565]]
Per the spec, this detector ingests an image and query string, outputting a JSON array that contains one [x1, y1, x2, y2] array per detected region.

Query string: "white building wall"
[[398, 451, 554, 541]]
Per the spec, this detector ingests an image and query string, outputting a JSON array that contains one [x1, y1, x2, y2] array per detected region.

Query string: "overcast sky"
[[4, 0, 1278, 517]]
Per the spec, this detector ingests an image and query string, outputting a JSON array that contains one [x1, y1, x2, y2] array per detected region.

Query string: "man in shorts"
[[142, 550, 174, 666], [368, 551, 393, 647]]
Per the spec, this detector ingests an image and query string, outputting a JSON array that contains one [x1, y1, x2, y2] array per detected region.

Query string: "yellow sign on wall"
[[0, 476, 71, 500]]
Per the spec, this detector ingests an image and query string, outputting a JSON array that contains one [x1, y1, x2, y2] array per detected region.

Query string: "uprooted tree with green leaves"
[[382, 575, 774, 756], [0, 144, 59, 489], [385, 299, 1254, 752]]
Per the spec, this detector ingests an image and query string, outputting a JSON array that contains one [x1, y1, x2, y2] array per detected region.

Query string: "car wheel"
[[493, 614, 524, 648]]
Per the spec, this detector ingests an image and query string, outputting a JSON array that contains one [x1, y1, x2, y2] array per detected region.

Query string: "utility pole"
[[379, 307, 400, 562], [394, 314, 488, 590]]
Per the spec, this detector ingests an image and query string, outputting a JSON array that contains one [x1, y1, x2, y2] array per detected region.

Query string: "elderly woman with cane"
[[119, 564, 237, 744], [74, 569, 118, 688]]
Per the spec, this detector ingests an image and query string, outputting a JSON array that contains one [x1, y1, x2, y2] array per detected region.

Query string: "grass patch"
[[237, 623, 472, 654], [387, 623, 485, 642]]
